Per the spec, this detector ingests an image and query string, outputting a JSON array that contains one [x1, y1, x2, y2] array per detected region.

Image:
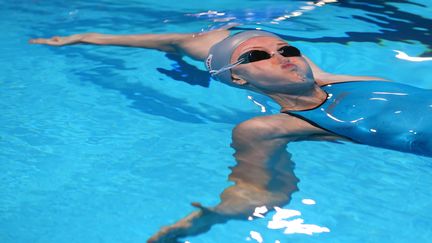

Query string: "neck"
[[266, 84, 327, 112]]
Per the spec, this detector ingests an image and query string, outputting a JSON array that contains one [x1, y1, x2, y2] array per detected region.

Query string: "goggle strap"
[[209, 58, 245, 76]]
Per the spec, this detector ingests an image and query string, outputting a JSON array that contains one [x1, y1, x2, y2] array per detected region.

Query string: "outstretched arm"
[[29, 28, 231, 61], [147, 114, 333, 243], [30, 28, 385, 80]]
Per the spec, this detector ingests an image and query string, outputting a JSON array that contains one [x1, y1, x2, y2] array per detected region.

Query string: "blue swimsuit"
[[286, 81, 432, 157]]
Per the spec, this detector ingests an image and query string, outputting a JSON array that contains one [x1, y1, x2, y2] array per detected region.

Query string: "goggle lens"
[[238, 46, 301, 64]]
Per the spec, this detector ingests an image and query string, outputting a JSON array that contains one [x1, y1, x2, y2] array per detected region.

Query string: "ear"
[[231, 74, 248, 85]]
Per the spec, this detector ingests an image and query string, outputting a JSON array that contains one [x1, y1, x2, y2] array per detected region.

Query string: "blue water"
[[1, 0, 432, 242]]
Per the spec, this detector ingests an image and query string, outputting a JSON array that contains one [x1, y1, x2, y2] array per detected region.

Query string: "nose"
[[271, 51, 290, 63]]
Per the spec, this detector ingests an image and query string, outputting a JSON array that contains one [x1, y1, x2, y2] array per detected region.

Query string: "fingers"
[[29, 36, 64, 46], [147, 229, 180, 243], [29, 38, 46, 44], [191, 202, 215, 215], [191, 202, 204, 209], [191, 202, 211, 213]]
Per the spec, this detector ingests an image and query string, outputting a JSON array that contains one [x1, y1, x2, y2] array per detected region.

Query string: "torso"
[[285, 81, 432, 157]]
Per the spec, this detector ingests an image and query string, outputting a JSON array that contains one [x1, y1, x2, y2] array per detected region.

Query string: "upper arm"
[[175, 30, 230, 61], [232, 113, 333, 147]]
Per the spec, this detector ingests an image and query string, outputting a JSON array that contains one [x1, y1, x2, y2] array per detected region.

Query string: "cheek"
[[232, 64, 266, 80], [293, 59, 313, 74], [232, 59, 312, 86]]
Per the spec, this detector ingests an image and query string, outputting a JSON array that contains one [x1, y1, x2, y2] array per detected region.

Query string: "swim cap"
[[205, 30, 281, 87]]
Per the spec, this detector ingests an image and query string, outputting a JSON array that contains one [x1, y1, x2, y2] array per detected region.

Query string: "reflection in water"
[[248, 96, 267, 113], [248, 231, 264, 243], [245, 204, 330, 243], [270, 0, 338, 24], [278, 0, 431, 56], [157, 53, 211, 87], [200, 0, 432, 55], [269, 207, 330, 235], [301, 198, 316, 205], [46, 47, 263, 124], [393, 50, 432, 62], [251, 205, 269, 219]]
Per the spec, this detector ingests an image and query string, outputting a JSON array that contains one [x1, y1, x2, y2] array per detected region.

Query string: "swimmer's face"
[[230, 36, 314, 94]]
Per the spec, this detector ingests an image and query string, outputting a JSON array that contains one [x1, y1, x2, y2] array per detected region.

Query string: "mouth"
[[281, 63, 296, 70]]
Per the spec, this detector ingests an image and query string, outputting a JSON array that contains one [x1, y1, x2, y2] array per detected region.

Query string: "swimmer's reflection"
[[149, 122, 300, 241]]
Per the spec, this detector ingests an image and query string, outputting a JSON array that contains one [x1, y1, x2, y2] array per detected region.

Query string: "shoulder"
[[232, 113, 331, 141], [316, 74, 389, 86]]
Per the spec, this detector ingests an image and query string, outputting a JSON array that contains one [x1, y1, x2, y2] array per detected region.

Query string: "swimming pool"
[[1, 0, 431, 242]]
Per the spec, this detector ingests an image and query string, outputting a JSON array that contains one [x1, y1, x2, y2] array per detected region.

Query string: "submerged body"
[[287, 81, 432, 156]]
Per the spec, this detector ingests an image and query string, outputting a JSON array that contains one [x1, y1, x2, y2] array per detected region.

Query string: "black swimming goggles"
[[209, 45, 301, 76], [237, 45, 301, 64]]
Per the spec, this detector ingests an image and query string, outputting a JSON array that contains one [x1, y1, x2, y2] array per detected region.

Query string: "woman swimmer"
[[30, 28, 432, 242]]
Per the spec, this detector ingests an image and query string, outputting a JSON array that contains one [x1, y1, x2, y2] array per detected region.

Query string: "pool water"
[[1, 0, 431, 242]]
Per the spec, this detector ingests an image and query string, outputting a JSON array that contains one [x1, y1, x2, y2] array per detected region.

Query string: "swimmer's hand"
[[29, 34, 84, 46], [147, 202, 228, 243]]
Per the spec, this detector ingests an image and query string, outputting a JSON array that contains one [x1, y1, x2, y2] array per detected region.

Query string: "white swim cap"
[[205, 30, 281, 87]]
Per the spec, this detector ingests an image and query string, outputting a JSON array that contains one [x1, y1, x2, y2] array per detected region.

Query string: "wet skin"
[[230, 36, 316, 95]]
